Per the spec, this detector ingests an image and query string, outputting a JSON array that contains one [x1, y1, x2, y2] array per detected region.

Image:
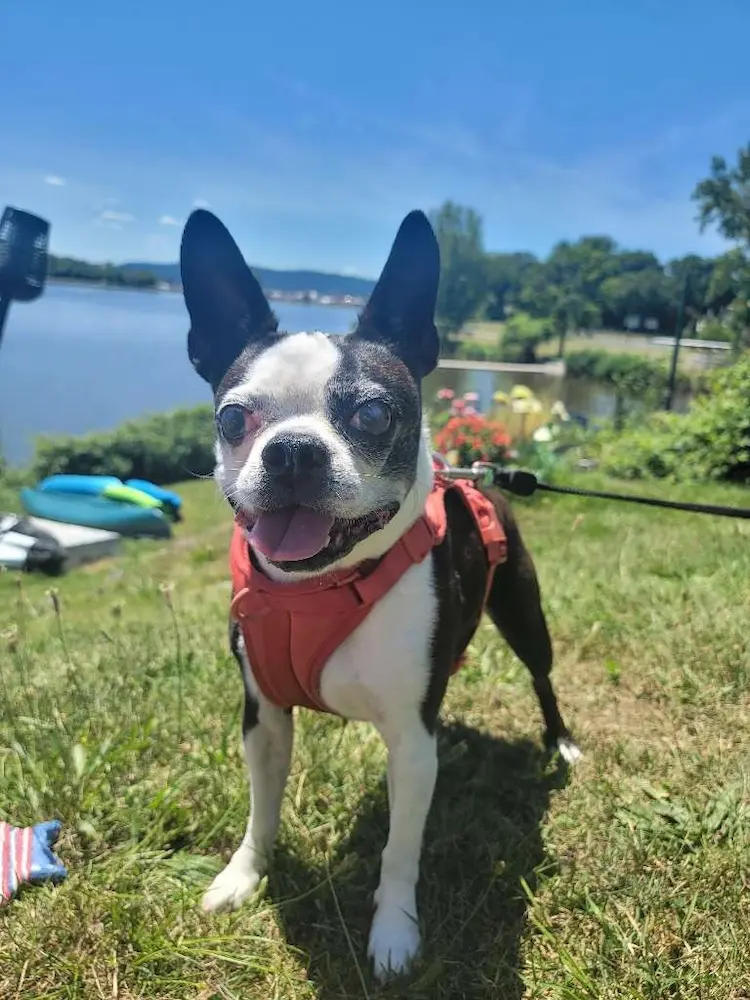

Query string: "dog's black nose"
[[261, 435, 329, 480]]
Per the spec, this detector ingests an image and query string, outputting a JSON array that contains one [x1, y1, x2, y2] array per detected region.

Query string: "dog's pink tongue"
[[248, 507, 335, 562]]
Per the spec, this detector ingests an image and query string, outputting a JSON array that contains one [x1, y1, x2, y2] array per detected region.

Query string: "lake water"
[[0, 284, 361, 465], [0, 283, 655, 466]]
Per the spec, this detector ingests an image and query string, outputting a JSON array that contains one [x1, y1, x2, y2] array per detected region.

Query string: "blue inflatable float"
[[124, 479, 183, 519], [20, 488, 172, 539], [38, 475, 121, 495], [34, 474, 183, 524]]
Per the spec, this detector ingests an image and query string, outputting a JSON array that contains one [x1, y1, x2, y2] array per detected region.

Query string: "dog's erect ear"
[[354, 210, 440, 378], [180, 210, 277, 386]]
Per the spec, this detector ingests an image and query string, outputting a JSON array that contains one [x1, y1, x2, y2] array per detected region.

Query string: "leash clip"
[[470, 462, 496, 488]]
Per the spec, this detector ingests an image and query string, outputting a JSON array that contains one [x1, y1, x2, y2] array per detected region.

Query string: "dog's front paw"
[[556, 736, 582, 765], [368, 903, 420, 981], [201, 863, 262, 913]]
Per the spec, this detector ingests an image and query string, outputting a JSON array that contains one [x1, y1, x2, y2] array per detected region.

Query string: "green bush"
[[565, 348, 684, 392], [32, 405, 216, 485], [588, 418, 683, 480], [452, 340, 496, 362], [498, 312, 554, 363], [0, 461, 34, 509], [694, 319, 735, 344], [591, 354, 750, 482]]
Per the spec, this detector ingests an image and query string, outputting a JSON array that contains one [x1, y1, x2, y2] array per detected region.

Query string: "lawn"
[[463, 322, 676, 357], [1, 474, 750, 999], [462, 322, 710, 372]]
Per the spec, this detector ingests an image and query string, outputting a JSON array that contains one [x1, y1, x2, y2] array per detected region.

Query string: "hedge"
[[590, 354, 750, 482], [447, 343, 695, 397], [564, 349, 692, 393], [32, 405, 216, 485], [451, 339, 499, 362]]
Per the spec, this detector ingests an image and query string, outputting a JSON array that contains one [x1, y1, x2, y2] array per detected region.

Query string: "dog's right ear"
[[353, 210, 440, 379], [180, 210, 277, 387]]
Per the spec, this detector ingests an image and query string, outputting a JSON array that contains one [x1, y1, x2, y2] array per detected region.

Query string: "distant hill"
[[120, 261, 376, 298]]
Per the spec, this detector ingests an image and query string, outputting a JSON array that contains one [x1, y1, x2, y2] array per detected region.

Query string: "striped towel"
[[0, 820, 67, 904]]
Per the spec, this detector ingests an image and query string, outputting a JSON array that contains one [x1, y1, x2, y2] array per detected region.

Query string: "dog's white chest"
[[319, 556, 437, 726]]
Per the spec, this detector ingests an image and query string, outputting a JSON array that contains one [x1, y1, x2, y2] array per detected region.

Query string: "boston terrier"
[[179, 208, 579, 980]]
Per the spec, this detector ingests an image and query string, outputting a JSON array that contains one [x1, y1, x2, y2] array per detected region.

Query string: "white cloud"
[[11, 85, 743, 270], [158, 214, 182, 226], [44, 174, 66, 186], [99, 210, 134, 223]]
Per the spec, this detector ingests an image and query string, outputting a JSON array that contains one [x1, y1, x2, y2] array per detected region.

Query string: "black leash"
[[437, 460, 750, 521], [495, 468, 750, 520]]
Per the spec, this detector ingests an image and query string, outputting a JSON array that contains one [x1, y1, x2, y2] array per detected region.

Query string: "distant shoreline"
[[46, 277, 365, 307], [48, 277, 165, 292]]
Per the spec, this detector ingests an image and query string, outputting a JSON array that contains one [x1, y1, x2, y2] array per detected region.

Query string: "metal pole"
[[0, 296, 10, 354], [664, 276, 688, 411], [0, 297, 8, 467]]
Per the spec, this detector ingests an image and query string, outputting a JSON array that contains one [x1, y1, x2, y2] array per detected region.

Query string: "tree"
[[693, 145, 750, 244], [544, 236, 618, 304], [484, 251, 537, 320], [706, 249, 749, 312], [693, 147, 750, 348], [615, 250, 662, 275], [534, 237, 616, 343], [703, 249, 750, 349], [550, 289, 601, 357], [515, 261, 559, 318], [665, 254, 714, 318], [499, 312, 554, 363], [428, 201, 488, 351], [48, 254, 158, 289], [599, 269, 675, 331]]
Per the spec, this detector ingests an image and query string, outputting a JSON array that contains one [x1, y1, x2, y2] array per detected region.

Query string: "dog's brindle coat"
[[180, 208, 579, 980]]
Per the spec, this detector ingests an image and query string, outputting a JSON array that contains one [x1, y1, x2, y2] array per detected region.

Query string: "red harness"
[[230, 472, 507, 713]]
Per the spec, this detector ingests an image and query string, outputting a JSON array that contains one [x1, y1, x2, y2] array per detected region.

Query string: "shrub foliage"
[[591, 354, 750, 482], [32, 406, 216, 485]]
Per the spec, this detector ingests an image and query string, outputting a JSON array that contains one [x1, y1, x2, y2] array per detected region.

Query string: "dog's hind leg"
[[202, 626, 293, 912], [485, 511, 581, 764]]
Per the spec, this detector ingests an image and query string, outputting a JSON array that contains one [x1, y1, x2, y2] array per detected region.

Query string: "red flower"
[[434, 413, 512, 467]]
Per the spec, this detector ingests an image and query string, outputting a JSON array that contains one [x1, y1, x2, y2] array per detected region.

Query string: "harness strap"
[[229, 473, 508, 712]]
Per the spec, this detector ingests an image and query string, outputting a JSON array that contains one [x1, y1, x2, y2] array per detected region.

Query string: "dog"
[[179, 207, 579, 980]]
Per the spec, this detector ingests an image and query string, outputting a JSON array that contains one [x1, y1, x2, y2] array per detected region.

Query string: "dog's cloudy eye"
[[350, 400, 392, 436], [217, 404, 248, 445]]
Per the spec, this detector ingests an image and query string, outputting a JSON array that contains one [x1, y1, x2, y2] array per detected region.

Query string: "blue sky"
[[2, 0, 749, 275]]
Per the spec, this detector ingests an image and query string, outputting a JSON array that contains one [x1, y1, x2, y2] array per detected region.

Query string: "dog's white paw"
[[201, 863, 262, 913], [557, 736, 582, 766], [368, 904, 420, 980]]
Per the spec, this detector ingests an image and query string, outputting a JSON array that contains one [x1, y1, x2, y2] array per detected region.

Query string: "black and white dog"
[[180, 208, 579, 979]]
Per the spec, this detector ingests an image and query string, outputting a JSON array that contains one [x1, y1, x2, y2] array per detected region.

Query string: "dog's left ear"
[[180, 209, 278, 387], [354, 210, 440, 378]]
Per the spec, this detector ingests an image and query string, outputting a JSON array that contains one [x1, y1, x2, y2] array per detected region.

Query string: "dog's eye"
[[350, 400, 392, 436], [217, 404, 249, 445]]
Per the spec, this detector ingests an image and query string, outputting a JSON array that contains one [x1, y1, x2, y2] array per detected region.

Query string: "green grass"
[[462, 322, 671, 357], [2, 474, 750, 999], [461, 323, 709, 372], [536, 331, 676, 361]]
